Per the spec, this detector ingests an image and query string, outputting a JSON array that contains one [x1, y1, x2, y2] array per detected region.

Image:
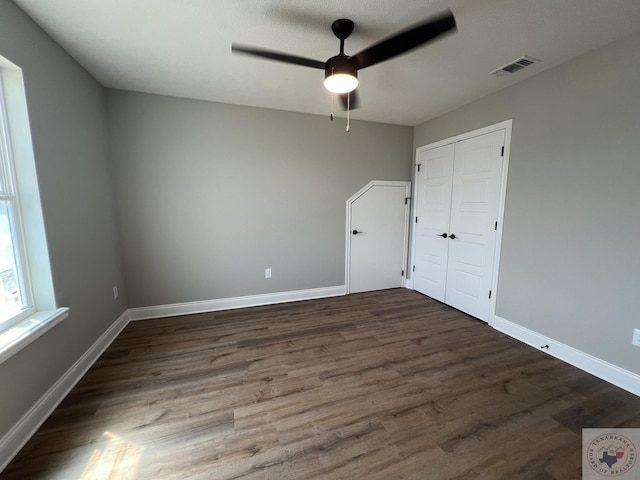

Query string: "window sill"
[[0, 307, 69, 364]]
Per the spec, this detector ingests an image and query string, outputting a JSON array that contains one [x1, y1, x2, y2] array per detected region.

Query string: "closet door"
[[413, 143, 455, 302], [445, 130, 505, 321], [348, 182, 411, 293], [412, 127, 506, 322]]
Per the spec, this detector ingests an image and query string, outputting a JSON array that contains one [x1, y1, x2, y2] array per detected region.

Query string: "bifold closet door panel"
[[413, 143, 455, 302], [445, 129, 505, 321]]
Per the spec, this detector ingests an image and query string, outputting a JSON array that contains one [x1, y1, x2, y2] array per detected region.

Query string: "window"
[[0, 76, 34, 329], [0, 55, 68, 363]]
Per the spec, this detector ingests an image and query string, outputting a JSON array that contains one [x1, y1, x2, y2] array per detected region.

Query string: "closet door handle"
[[352, 230, 360, 235], [437, 233, 448, 238], [449, 234, 456, 240]]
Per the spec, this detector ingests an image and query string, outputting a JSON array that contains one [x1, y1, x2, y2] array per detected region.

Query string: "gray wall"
[[414, 32, 640, 375], [2, 0, 636, 453], [108, 91, 413, 307], [0, 2, 126, 436]]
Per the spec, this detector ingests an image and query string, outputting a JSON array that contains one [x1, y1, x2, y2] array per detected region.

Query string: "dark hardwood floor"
[[3, 289, 639, 479]]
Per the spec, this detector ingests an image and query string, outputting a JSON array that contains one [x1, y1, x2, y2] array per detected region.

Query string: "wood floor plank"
[[2, 289, 639, 479]]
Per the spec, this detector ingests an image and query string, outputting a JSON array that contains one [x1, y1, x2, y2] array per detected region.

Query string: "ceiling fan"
[[232, 10, 457, 112]]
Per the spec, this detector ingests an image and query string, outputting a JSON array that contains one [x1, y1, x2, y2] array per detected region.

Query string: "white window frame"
[[0, 74, 36, 329], [0, 56, 68, 364]]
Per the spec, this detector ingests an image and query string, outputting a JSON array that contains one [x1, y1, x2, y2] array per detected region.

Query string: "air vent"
[[490, 55, 540, 77]]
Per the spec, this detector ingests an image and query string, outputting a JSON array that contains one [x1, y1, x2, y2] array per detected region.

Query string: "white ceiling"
[[12, 0, 640, 126]]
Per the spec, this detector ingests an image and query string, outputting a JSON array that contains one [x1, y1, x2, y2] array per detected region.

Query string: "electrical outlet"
[[265, 268, 272, 279], [113, 285, 119, 300], [632, 329, 640, 348]]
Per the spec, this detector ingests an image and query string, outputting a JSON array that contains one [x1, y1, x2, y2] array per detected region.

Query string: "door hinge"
[[412, 265, 415, 272], [416, 164, 422, 172], [501, 146, 504, 156], [495, 221, 498, 231], [401, 270, 405, 277], [405, 197, 411, 205], [415, 216, 418, 223], [489, 290, 492, 299]]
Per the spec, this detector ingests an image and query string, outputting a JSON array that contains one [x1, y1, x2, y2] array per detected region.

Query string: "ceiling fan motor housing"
[[325, 55, 358, 81]]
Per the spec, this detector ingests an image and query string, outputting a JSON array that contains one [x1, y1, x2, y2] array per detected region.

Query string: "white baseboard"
[[404, 279, 414, 290], [492, 315, 640, 397], [128, 285, 347, 321], [0, 310, 130, 472]]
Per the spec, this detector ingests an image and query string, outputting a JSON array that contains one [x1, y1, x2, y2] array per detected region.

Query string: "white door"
[[412, 127, 507, 322], [348, 182, 410, 294], [446, 130, 505, 320], [413, 143, 455, 301]]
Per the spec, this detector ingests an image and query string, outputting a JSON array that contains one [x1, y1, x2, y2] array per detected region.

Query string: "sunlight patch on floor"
[[80, 431, 144, 480]]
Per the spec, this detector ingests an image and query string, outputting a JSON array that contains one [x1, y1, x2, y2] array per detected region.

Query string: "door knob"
[[437, 233, 448, 238], [352, 230, 360, 235], [449, 234, 456, 239]]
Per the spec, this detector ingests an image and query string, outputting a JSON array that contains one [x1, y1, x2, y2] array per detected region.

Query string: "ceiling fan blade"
[[351, 10, 456, 70], [232, 44, 326, 69], [339, 90, 360, 110]]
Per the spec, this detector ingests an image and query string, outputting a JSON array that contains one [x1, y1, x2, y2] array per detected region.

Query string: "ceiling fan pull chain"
[[330, 93, 334, 121], [346, 92, 351, 132]]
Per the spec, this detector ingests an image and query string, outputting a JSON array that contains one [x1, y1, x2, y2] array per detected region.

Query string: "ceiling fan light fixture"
[[324, 59, 358, 93], [324, 73, 358, 93]]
